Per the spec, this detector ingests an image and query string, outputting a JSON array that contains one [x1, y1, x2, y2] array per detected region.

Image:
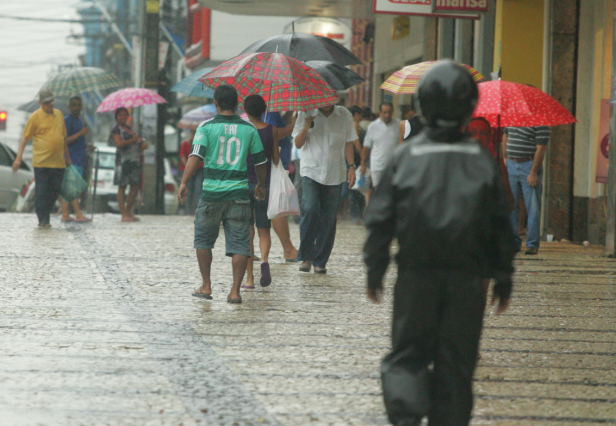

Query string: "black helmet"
[[417, 60, 478, 129]]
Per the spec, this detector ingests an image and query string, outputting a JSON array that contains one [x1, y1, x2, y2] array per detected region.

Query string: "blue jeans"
[[507, 159, 542, 249], [298, 177, 342, 267]]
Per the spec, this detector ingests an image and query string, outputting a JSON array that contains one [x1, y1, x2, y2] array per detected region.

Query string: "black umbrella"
[[18, 97, 71, 115], [305, 60, 365, 91], [241, 33, 362, 66]]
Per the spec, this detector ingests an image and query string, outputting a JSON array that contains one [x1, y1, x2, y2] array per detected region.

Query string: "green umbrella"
[[40, 67, 123, 97]]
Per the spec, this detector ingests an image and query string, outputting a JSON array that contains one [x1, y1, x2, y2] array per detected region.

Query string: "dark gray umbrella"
[[241, 33, 362, 66], [305, 60, 365, 91], [18, 97, 71, 115]]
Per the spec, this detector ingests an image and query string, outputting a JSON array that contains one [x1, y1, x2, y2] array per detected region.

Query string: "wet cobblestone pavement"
[[0, 213, 614, 425]]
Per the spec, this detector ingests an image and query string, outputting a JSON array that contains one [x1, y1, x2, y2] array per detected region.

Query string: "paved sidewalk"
[[0, 213, 614, 425]]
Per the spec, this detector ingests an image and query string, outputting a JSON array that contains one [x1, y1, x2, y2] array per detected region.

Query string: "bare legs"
[[244, 225, 256, 288], [118, 185, 140, 221], [244, 226, 272, 288], [258, 227, 271, 263], [61, 198, 87, 221], [197, 249, 247, 301], [230, 254, 248, 300], [272, 216, 298, 260], [196, 249, 213, 295]]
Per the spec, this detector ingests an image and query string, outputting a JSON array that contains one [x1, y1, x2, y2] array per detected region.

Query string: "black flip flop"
[[192, 287, 212, 300], [227, 296, 242, 304]]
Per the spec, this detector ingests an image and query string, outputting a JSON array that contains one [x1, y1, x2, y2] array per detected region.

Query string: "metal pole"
[[605, 0, 616, 255], [143, 0, 164, 214], [90, 148, 100, 221]]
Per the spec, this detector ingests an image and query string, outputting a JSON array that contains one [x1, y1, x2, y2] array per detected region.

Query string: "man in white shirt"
[[292, 103, 358, 274], [360, 102, 400, 188]]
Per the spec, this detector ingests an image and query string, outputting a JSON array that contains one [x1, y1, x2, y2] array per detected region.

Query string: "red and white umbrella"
[[473, 80, 577, 128], [199, 52, 338, 111], [96, 88, 167, 113]]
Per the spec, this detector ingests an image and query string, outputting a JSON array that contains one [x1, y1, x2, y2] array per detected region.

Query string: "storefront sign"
[[373, 0, 481, 19], [434, 0, 488, 13], [284, 18, 352, 49], [596, 99, 610, 184]]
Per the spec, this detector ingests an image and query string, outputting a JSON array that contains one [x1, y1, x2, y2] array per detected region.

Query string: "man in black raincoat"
[[364, 61, 517, 426]]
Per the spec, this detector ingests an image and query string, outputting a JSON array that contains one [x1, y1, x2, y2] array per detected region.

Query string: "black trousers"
[[34, 167, 65, 225], [382, 270, 485, 426]]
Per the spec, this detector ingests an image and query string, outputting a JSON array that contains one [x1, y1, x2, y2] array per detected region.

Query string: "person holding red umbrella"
[[471, 80, 576, 255], [502, 125, 550, 255]]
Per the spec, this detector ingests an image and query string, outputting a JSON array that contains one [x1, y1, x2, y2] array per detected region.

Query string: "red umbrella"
[[473, 80, 577, 128], [199, 52, 338, 111]]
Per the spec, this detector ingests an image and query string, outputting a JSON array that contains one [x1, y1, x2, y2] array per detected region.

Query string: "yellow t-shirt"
[[23, 108, 67, 168]]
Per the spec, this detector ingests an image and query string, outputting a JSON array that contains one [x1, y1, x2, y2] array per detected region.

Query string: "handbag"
[[267, 161, 300, 219]]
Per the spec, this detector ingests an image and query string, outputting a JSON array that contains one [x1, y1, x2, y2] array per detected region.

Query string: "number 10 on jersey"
[[216, 136, 241, 166]]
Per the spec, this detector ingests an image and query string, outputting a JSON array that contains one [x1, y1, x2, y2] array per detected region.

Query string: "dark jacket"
[[364, 129, 517, 292]]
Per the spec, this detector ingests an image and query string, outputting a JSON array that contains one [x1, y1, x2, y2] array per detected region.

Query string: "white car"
[[0, 142, 34, 212], [92, 146, 178, 215]]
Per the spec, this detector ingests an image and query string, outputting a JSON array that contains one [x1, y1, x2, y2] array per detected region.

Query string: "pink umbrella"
[[96, 88, 167, 113]]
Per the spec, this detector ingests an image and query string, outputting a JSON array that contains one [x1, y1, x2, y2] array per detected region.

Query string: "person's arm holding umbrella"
[[65, 126, 88, 146], [63, 122, 72, 167], [294, 113, 314, 149], [501, 131, 508, 160], [113, 130, 144, 149]]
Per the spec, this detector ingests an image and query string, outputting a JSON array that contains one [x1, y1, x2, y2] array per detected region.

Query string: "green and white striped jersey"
[[190, 114, 266, 202]]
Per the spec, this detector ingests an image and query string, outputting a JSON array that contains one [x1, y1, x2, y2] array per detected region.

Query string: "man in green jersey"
[[179, 85, 267, 304]]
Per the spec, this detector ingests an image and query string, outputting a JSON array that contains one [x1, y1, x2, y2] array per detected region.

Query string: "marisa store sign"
[[373, 0, 488, 17]]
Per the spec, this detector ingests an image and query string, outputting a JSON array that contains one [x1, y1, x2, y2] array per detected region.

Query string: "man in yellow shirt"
[[12, 89, 71, 227]]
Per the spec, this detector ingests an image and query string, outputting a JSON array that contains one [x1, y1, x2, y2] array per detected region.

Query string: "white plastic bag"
[[352, 168, 371, 194], [267, 161, 300, 219]]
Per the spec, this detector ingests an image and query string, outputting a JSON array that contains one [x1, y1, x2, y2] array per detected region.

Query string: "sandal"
[[241, 284, 255, 289], [260, 262, 271, 287], [192, 287, 212, 300], [227, 296, 242, 304]]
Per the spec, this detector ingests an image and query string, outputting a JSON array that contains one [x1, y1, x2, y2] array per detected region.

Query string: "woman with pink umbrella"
[[110, 107, 148, 222], [97, 88, 166, 221]]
